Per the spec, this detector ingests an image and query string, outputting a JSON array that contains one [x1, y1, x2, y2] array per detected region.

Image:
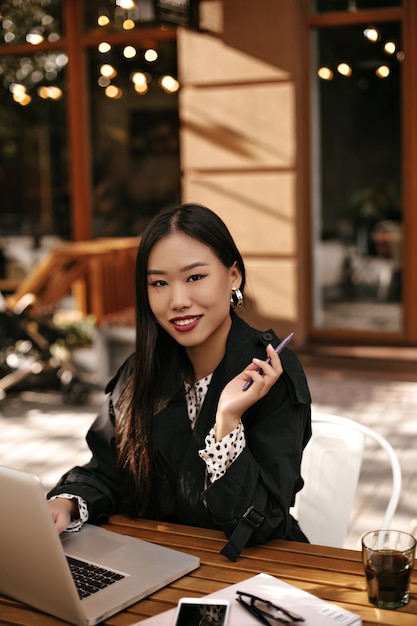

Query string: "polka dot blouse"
[[185, 374, 246, 483]]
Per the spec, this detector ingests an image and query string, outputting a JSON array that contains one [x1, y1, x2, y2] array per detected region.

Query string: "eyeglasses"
[[236, 591, 305, 625]]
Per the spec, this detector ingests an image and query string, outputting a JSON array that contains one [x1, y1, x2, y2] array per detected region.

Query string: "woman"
[[48, 203, 311, 559]]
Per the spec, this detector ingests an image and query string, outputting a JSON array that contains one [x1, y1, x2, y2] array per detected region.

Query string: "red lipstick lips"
[[170, 315, 202, 332]]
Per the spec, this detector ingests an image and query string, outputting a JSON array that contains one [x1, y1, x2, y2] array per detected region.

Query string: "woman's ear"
[[230, 261, 242, 289]]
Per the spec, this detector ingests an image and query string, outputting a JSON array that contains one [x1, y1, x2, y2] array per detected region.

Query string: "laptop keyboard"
[[67, 556, 125, 599]]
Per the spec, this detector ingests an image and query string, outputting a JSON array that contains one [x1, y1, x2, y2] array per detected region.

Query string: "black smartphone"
[[172, 598, 231, 626]]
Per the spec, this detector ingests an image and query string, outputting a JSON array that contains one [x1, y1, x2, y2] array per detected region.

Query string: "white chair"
[[293, 412, 402, 548]]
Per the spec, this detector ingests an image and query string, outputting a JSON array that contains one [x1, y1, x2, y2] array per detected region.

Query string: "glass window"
[[311, 1, 401, 12], [0, 51, 69, 239], [88, 39, 181, 238], [311, 21, 402, 331], [0, 0, 62, 45], [0, 1, 68, 287]]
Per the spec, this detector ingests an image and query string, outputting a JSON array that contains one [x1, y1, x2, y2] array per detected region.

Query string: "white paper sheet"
[[136, 572, 362, 626]]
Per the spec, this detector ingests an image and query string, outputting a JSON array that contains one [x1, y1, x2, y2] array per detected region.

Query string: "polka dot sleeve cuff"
[[48, 493, 89, 532], [199, 421, 246, 483]]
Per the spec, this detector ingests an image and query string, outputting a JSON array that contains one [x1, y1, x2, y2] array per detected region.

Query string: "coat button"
[[261, 332, 274, 342]]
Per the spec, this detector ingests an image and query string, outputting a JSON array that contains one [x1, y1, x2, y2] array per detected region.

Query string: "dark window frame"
[[302, 0, 417, 344], [0, 0, 176, 241]]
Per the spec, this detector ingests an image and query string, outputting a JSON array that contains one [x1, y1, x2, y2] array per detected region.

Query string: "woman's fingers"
[[244, 344, 283, 388]]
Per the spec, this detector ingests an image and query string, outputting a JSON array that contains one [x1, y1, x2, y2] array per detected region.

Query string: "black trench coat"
[[48, 314, 312, 548]]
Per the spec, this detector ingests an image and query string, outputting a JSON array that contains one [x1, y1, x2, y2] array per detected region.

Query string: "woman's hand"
[[215, 344, 283, 441], [48, 497, 78, 534]]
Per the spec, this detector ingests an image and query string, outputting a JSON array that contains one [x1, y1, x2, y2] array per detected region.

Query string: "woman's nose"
[[170, 285, 190, 311]]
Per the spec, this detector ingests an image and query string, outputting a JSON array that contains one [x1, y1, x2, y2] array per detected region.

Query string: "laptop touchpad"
[[61, 525, 126, 560]]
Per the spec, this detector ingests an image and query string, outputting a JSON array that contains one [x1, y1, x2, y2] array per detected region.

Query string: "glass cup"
[[362, 530, 416, 609]]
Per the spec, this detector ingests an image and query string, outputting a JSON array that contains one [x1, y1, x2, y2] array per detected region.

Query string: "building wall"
[[178, 0, 305, 342]]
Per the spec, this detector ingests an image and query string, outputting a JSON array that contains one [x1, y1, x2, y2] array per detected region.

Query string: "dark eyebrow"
[[147, 269, 165, 276], [180, 261, 209, 272], [147, 261, 209, 276]]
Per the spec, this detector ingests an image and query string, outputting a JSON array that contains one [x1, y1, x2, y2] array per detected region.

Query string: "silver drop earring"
[[230, 287, 243, 308]]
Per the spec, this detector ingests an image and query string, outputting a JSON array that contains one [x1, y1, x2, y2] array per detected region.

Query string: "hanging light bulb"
[[123, 19, 135, 30], [105, 85, 123, 99], [376, 65, 390, 79], [364, 27, 379, 42], [98, 42, 112, 54], [123, 45, 136, 58], [337, 62, 352, 77], [160, 75, 180, 93], [98, 14, 110, 26], [116, 0, 135, 9], [144, 48, 158, 63], [318, 66, 333, 81], [100, 64, 117, 79], [26, 32, 44, 45], [384, 41, 396, 55]]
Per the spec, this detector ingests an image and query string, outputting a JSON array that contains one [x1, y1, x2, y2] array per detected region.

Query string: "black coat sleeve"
[[46, 360, 132, 525], [202, 361, 311, 545]]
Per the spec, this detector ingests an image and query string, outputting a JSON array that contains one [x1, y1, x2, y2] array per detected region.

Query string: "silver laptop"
[[0, 465, 200, 625]]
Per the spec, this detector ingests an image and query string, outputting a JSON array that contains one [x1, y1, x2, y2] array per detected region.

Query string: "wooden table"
[[1, 516, 416, 625]]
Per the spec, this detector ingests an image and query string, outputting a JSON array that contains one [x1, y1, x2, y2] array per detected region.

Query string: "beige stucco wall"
[[178, 0, 304, 340]]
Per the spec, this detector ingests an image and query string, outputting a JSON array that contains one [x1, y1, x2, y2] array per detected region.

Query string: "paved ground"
[[1, 358, 416, 551]]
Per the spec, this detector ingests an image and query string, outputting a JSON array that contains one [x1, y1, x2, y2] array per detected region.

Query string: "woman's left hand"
[[215, 344, 283, 441]]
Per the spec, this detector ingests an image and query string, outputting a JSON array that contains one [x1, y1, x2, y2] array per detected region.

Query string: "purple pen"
[[242, 332, 294, 391]]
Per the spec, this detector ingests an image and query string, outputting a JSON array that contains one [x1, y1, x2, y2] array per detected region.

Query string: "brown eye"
[[188, 274, 205, 282]]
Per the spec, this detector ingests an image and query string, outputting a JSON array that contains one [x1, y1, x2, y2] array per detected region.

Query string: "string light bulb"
[[318, 66, 333, 81], [116, 0, 135, 9], [376, 65, 390, 79], [384, 41, 396, 55], [364, 27, 379, 42], [337, 62, 352, 77]]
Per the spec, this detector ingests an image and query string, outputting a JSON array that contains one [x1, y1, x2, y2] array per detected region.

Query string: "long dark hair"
[[115, 203, 246, 516]]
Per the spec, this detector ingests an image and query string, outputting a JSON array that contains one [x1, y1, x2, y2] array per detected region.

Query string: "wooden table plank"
[[104, 518, 417, 626]]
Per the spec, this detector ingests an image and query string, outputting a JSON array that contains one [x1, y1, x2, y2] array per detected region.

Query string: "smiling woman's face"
[[147, 232, 241, 355]]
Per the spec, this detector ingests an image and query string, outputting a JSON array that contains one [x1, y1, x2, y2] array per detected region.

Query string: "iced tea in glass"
[[362, 530, 415, 609]]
